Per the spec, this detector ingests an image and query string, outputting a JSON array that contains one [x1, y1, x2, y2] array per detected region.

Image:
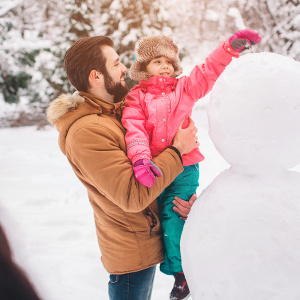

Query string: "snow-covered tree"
[[95, 0, 174, 87], [49, 0, 95, 95], [0, 1, 33, 103], [235, 0, 300, 60], [0, 0, 54, 107], [2, 0, 299, 118], [165, 0, 244, 62]]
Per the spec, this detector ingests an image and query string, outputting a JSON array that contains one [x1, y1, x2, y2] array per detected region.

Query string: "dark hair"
[[0, 225, 42, 300], [64, 36, 114, 92]]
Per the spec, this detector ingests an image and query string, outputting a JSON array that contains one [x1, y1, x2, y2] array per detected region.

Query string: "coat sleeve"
[[66, 123, 183, 213], [184, 41, 239, 100], [121, 90, 152, 164]]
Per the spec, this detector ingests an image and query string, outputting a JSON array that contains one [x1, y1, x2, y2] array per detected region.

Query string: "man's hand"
[[173, 118, 199, 156], [173, 193, 197, 221]]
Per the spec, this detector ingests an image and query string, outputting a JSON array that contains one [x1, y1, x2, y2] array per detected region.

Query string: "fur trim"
[[129, 35, 183, 81], [47, 91, 84, 126]]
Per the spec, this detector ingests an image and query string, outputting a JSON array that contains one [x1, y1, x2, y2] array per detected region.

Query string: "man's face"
[[101, 45, 128, 102]]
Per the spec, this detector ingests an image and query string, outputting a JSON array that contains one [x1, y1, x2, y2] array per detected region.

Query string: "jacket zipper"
[[144, 207, 158, 236]]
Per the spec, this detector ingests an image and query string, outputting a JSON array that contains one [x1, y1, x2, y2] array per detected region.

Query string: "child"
[[122, 30, 261, 300]]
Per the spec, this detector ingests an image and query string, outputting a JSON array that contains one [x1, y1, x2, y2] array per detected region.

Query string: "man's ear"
[[89, 70, 103, 84]]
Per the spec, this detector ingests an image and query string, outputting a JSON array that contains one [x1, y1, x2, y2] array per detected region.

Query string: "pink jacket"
[[122, 42, 239, 166]]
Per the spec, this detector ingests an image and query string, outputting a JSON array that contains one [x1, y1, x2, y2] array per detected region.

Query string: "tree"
[[49, 0, 95, 95], [95, 0, 174, 88], [0, 0, 55, 106], [165, 0, 244, 63], [236, 0, 300, 60], [0, 1, 34, 103]]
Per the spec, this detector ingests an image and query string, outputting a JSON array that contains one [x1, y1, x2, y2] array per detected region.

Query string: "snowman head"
[[208, 53, 300, 175]]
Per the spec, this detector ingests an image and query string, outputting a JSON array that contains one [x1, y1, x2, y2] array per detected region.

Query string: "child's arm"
[[122, 90, 162, 187], [122, 90, 152, 164], [184, 30, 261, 100]]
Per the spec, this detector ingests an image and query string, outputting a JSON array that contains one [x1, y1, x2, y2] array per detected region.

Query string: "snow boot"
[[169, 271, 190, 300]]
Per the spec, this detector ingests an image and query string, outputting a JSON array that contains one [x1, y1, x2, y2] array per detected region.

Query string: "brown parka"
[[47, 91, 184, 274]]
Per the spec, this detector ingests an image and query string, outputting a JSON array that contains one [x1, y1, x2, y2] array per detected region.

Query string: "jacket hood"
[[47, 91, 124, 154], [47, 91, 85, 126]]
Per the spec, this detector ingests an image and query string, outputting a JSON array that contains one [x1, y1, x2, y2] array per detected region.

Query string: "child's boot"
[[169, 271, 190, 300]]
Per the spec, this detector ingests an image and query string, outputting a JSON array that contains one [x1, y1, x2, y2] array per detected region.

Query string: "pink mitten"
[[133, 159, 162, 187], [229, 29, 261, 52]]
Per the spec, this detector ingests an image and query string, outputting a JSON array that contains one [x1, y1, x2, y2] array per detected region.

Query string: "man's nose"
[[121, 63, 127, 72]]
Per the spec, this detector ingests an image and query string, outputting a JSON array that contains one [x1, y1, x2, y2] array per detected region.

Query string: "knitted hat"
[[129, 35, 183, 81]]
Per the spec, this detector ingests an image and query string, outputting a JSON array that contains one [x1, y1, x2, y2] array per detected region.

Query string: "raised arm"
[[183, 41, 239, 100], [184, 30, 261, 100]]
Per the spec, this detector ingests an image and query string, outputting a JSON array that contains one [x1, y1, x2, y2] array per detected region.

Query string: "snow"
[[0, 0, 23, 17], [205, 9, 219, 22], [209, 53, 300, 173], [0, 101, 224, 299], [227, 7, 246, 29], [0, 95, 32, 124], [181, 53, 300, 299], [2, 51, 300, 299]]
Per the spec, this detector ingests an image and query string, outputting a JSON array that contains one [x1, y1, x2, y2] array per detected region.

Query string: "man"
[[47, 36, 199, 300]]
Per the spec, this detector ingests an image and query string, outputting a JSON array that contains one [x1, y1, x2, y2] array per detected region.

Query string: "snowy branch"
[[0, 0, 24, 17]]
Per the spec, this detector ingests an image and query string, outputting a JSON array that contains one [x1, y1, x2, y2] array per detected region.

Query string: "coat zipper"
[[144, 207, 158, 236]]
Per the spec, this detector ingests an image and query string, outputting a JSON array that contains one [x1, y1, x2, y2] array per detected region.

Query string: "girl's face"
[[146, 56, 175, 77]]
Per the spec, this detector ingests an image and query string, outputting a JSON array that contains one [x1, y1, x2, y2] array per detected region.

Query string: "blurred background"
[[0, 0, 299, 128]]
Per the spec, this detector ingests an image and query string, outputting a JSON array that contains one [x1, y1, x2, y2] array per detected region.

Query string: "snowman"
[[181, 53, 300, 300]]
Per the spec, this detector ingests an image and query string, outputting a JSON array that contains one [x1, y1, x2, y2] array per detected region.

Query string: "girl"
[[122, 30, 261, 300]]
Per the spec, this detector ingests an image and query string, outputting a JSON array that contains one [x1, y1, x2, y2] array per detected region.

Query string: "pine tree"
[[0, 1, 35, 103], [0, 0, 57, 107], [165, 0, 243, 64]]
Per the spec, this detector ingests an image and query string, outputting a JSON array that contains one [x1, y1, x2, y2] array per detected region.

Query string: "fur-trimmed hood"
[[47, 91, 85, 126], [47, 91, 124, 154]]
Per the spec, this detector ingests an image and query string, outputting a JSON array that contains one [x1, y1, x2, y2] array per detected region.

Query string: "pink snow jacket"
[[122, 41, 239, 166]]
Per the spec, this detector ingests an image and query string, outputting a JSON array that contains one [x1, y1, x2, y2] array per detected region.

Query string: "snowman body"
[[181, 53, 300, 300]]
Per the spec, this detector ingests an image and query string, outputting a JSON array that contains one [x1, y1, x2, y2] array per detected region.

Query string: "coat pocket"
[[144, 207, 159, 236]]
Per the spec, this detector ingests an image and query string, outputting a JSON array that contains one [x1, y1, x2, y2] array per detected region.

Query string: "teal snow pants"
[[157, 164, 199, 275]]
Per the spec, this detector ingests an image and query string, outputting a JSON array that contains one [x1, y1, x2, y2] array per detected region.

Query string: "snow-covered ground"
[[0, 102, 226, 300], [1, 52, 300, 299]]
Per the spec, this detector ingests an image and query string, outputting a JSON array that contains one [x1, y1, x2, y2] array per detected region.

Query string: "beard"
[[103, 70, 128, 103]]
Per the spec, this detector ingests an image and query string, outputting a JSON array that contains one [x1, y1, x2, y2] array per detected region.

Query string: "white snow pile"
[[181, 53, 300, 300]]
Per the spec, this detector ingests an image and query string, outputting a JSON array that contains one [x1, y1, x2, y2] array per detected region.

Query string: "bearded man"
[[47, 36, 198, 300]]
